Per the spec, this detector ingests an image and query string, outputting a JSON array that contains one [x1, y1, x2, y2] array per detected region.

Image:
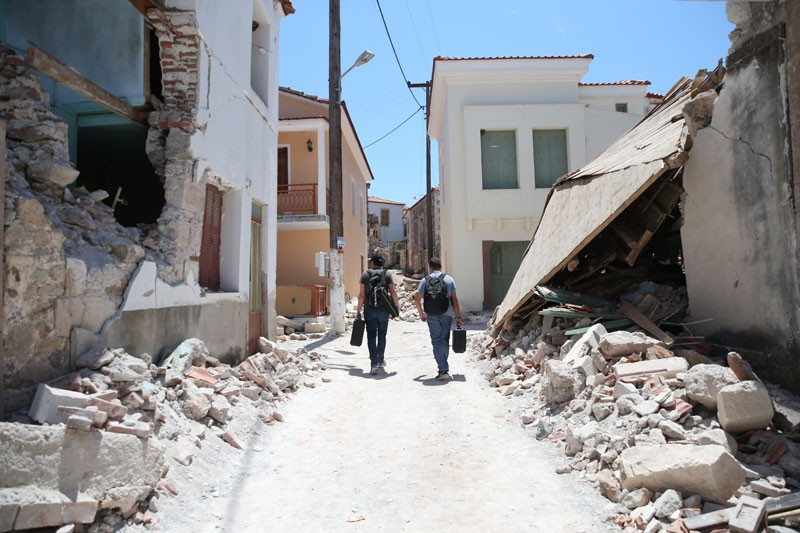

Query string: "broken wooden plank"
[[619, 299, 674, 346], [765, 492, 800, 514], [25, 45, 148, 125], [682, 507, 733, 531]]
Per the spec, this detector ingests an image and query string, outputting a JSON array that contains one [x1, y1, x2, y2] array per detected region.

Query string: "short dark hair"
[[428, 257, 442, 269], [371, 254, 384, 267]]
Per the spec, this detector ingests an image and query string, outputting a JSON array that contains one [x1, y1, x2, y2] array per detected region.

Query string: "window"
[[359, 192, 365, 226], [380, 208, 389, 226], [351, 179, 356, 216], [480, 130, 518, 189], [615, 103, 628, 113], [533, 129, 568, 189], [199, 184, 223, 291]]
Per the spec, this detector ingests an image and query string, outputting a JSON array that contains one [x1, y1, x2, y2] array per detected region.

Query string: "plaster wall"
[[277, 229, 328, 286], [280, 132, 319, 185], [584, 107, 642, 160], [276, 285, 313, 316], [279, 93, 327, 119], [682, 35, 800, 389], [4, 0, 146, 105], [342, 138, 369, 300]]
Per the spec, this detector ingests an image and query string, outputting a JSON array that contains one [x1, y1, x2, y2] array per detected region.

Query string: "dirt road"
[[136, 318, 615, 532]]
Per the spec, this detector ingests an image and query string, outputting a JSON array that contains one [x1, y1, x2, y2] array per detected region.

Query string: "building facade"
[[427, 55, 654, 311], [404, 187, 440, 276], [276, 87, 373, 316], [0, 0, 292, 414], [367, 196, 405, 246]]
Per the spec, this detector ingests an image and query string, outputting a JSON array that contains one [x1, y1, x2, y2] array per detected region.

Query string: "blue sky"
[[278, 1, 733, 207]]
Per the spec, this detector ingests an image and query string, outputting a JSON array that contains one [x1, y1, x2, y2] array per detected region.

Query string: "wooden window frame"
[[199, 184, 223, 291]]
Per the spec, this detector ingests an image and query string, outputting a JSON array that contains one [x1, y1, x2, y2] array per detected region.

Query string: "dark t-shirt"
[[360, 269, 393, 307]]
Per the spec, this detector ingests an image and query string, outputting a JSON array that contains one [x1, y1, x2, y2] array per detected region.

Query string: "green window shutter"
[[480, 130, 518, 189], [533, 129, 568, 188]]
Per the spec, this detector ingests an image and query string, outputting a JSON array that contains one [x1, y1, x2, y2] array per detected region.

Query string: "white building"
[[427, 55, 656, 312], [368, 196, 406, 246]]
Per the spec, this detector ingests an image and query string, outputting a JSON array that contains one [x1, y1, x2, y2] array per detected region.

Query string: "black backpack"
[[367, 269, 398, 317], [423, 274, 450, 315]]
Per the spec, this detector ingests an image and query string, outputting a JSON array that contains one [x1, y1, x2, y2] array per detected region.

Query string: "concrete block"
[[563, 323, 607, 364], [107, 421, 153, 439], [717, 381, 774, 433], [66, 415, 94, 431], [29, 385, 88, 425], [614, 358, 689, 381], [0, 502, 18, 532], [3, 489, 97, 530], [599, 330, 661, 357], [620, 444, 746, 503], [684, 363, 739, 409], [303, 322, 327, 334], [728, 495, 766, 533]]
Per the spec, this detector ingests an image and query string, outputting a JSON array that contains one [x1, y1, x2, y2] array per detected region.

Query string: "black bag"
[[350, 317, 365, 346], [452, 326, 466, 353], [423, 274, 450, 315], [368, 269, 398, 317]]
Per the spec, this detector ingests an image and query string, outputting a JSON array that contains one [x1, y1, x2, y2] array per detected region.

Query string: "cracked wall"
[[681, 1, 800, 392]]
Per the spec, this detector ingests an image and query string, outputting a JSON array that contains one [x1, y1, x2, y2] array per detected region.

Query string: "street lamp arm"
[[340, 50, 375, 81]]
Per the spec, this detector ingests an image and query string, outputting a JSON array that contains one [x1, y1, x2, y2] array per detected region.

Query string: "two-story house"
[[427, 55, 655, 311], [0, 0, 292, 413], [367, 196, 405, 247], [276, 87, 373, 317]]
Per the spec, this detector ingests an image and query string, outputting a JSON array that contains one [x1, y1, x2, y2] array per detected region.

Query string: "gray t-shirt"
[[417, 271, 456, 317]]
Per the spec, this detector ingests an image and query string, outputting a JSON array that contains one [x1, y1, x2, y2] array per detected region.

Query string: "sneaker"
[[369, 366, 378, 375], [436, 371, 452, 381], [377, 360, 386, 369]]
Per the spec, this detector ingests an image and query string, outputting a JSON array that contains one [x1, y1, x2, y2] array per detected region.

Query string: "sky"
[[278, 1, 734, 207]]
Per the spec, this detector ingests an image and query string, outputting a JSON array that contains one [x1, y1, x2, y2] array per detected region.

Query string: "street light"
[[341, 50, 375, 81]]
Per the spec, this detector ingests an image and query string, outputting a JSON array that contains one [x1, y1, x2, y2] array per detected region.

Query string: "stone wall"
[[0, 47, 144, 413]]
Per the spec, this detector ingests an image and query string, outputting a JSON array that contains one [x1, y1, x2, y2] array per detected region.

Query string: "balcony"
[[277, 183, 330, 230]]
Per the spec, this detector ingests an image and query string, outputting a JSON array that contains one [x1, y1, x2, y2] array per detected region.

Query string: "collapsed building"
[[493, 0, 800, 395], [0, 0, 295, 417]]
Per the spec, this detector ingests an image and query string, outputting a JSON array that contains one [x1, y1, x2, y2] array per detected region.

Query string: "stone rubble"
[[475, 289, 800, 532], [0, 336, 328, 532]]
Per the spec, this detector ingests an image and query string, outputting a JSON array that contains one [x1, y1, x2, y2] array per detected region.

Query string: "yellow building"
[[276, 87, 373, 317]]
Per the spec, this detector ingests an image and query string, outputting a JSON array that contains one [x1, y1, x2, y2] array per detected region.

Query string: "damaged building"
[[0, 0, 295, 417], [493, 0, 800, 394]]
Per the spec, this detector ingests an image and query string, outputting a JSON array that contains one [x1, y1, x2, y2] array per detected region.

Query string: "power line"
[[404, 0, 428, 66], [363, 107, 423, 149], [375, 0, 423, 108], [424, 0, 442, 54]]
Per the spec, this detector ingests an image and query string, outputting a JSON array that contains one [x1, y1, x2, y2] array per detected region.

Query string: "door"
[[489, 241, 528, 309], [249, 203, 263, 354]]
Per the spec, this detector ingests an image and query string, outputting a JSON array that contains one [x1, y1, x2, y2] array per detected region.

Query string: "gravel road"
[[131, 317, 616, 532]]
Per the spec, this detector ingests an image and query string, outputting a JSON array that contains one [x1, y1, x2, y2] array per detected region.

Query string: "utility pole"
[[408, 81, 433, 261], [328, 0, 345, 334]]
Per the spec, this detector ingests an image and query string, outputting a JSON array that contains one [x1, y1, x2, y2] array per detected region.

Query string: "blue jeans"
[[426, 313, 453, 373], [364, 306, 389, 366]]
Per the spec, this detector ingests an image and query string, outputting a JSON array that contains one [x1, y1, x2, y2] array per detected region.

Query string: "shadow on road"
[[412, 374, 466, 386], [348, 368, 398, 380]]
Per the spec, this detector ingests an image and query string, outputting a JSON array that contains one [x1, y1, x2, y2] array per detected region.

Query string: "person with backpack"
[[356, 254, 400, 375], [414, 257, 462, 381]]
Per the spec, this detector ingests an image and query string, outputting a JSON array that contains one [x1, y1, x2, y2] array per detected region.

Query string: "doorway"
[[487, 241, 528, 309]]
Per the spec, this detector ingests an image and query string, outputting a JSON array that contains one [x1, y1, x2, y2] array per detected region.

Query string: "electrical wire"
[[404, 0, 428, 66], [424, 0, 442, 54], [375, 0, 423, 108], [363, 107, 423, 149]]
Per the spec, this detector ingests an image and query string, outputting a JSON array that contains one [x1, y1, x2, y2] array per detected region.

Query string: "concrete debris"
[[474, 286, 800, 532], [1, 336, 327, 531]]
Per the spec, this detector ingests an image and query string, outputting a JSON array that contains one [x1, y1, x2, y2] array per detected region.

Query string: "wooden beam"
[[127, 0, 165, 17], [619, 300, 674, 346], [25, 46, 148, 125]]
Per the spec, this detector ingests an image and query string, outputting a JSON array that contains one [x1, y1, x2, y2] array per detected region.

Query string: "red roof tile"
[[579, 80, 651, 86], [279, 0, 295, 15], [646, 92, 665, 100], [369, 196, 405, 206], [434, 54, 594, 61], [279, 86, 329, 104]]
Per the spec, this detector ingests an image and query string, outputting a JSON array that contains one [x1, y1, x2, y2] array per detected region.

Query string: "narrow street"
[[129, 318, 614, 532]]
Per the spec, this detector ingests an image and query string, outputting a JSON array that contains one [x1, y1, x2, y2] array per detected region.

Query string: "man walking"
[[414, 257, 461, 381], [356, 254, 400, 375]]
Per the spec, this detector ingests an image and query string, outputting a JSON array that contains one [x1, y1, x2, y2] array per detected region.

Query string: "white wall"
[[368, 202, 405, 245]]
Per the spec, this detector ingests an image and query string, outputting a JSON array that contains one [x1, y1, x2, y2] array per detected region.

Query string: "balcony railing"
[[277, 183, 330, 216]]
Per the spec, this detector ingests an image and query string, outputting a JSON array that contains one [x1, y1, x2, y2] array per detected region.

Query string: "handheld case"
[[350, 317, 365, 346], [452, 326, 466, 353]]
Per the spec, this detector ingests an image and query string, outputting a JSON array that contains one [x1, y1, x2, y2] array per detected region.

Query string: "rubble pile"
[[275, 315, 329, 340], [0, 336, 327, 532], [477, 285, 800, 532]]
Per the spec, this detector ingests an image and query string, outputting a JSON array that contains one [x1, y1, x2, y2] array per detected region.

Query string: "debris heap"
[[0, 336, 326, 532], [477, 285, 800, 532]]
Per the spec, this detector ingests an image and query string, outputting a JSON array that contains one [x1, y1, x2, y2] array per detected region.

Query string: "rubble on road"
[[475, 283, 800, 532], [0, 337, 327, 532], [345, 269, 422, 324]]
